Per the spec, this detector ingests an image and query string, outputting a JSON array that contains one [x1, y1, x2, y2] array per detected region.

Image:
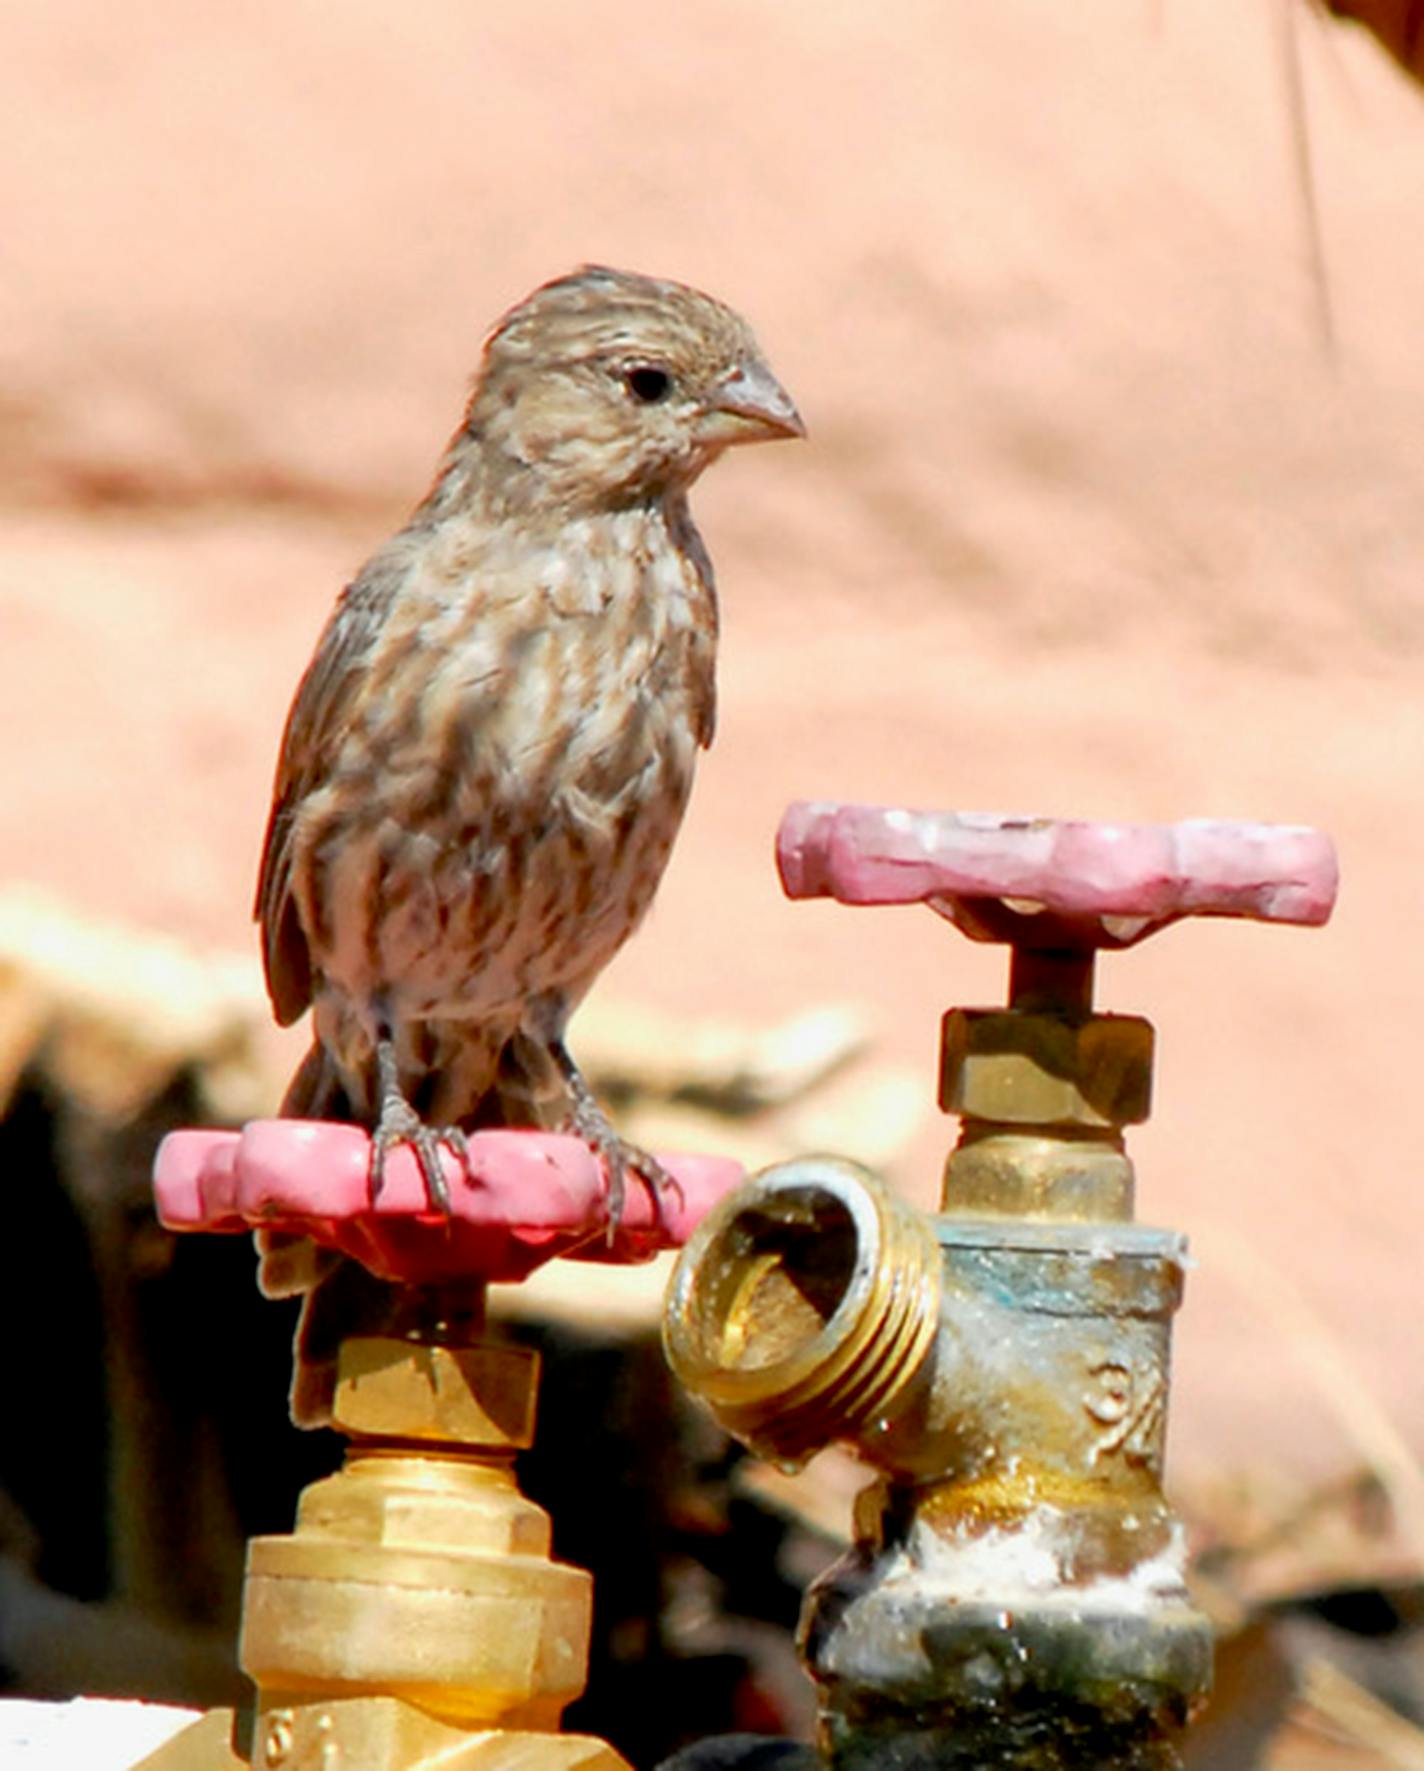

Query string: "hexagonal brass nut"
[[334, 1339, 539, 1448], [939, 1009, 1153, 1128]]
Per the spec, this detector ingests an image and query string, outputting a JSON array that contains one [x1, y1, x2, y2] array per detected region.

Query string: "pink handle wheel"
[[155, 1121, 744, 1285], [778, 803, 1338, 949]]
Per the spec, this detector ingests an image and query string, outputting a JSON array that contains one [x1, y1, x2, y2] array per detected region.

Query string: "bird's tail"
[[258, 1038, 396, 1426], [258, 1038, 357, 1302]]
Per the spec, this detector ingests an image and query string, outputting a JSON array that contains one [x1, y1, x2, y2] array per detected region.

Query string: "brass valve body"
[[139, 1333, 631, 1771], [666, 1143, 1212, 1769], [242, 1339, 592, 1736]]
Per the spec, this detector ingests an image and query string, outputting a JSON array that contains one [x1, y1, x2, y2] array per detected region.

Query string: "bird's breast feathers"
[[291, 502, 714, 1014]]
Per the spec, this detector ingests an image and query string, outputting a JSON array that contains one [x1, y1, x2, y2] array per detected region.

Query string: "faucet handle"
[[777, 803, 1338, 953], [154, 1123, 743, 1285], [780, 803, 1339, 1218]]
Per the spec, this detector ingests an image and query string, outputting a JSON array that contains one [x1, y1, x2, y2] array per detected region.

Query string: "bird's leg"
[[548, 1037, 684, 1233], [369, 1033, 467, 1213]]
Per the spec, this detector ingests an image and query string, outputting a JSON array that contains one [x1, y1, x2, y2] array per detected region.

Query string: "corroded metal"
[[666, 1149, 1209, 1769], [663, 802, 1345, 1768], [804, 1211, 1207, 1770]]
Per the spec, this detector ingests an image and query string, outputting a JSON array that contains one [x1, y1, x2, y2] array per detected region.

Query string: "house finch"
[[254, 267, 802, 1414]]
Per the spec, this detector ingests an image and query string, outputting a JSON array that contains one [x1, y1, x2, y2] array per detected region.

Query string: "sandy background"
[[3, 1, 1423, 1502]]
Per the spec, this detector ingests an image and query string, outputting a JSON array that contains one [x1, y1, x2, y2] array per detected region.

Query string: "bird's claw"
[[564, 1093, 683, 1239], [369, 1098, 468, 1214]]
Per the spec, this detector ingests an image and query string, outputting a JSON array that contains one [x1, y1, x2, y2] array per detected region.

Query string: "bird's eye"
[[623, 365, 672, 404]]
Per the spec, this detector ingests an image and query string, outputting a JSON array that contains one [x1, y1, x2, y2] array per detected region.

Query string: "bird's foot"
[[563, 1089, 683, 1237], [369, 1094, 468, 1214]]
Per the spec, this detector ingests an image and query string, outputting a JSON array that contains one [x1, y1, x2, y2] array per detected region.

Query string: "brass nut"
[[333, 1339, 539, 1447], [291, 1453, 553, 1557], [939, 1010, 1153, 1128]]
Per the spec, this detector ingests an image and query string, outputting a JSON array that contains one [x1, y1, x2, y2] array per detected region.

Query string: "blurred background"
[[3, 2, 1424, 1764]]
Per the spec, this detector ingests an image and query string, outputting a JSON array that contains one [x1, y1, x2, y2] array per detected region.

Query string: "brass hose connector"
[[663, 1157, 941, 1468]]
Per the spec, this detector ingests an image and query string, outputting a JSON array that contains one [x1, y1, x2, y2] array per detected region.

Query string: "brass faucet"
[[664, 803, 1337, 1770], [138, 1126, 741, 1771]]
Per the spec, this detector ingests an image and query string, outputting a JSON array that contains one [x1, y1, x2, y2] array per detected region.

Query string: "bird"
[[253, 266, 802, 1417]]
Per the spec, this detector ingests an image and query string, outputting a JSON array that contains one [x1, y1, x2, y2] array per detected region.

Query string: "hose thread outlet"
[[663, 1158, 942, 1465]]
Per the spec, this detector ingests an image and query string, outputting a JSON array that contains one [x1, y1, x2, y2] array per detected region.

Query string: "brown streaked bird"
[[254, 268, 802, 1410]]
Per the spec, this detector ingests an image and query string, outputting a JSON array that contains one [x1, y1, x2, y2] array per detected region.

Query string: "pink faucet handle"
[[777, 803, 1338, 950], [154, 1121, 744, 1286]]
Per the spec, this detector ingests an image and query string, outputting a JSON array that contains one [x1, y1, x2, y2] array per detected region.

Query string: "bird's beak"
[[700, 360, 806, 446]]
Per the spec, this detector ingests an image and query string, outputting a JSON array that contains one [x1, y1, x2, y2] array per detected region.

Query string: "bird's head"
[[466, 265, 804, 511]]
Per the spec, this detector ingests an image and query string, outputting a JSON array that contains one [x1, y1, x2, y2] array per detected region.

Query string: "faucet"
[[139, 1122, 742, 1771], [664, 802, 1338, 1770]]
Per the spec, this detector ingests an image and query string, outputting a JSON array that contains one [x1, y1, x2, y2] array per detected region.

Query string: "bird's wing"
[[255, 556, 404, 1025]]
